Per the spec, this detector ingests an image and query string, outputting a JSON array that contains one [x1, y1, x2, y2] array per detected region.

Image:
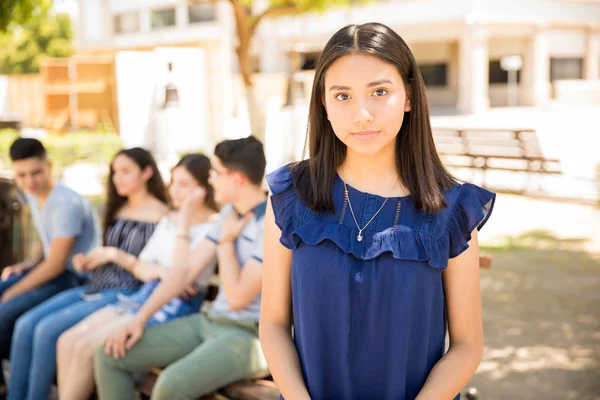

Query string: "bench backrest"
[[433, 128, 546, 160]]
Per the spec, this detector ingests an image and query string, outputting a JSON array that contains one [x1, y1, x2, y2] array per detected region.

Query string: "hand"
[[78, 247, 116, 272], [104, 318, 145, 359], [180, 284, 199, 301], [1, 263, 27, 281], [220, 211, 254, 243], [72, 253, 87, 273], [178, 187, 206, 223]]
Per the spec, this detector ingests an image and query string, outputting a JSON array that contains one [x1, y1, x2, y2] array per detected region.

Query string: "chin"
[[350, 136, 395, 156]]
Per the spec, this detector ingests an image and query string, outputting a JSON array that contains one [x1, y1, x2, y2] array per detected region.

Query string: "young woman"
[[260, 23, 495, 400], [56, 153, 219, 400], [8, 147, 169, 400]]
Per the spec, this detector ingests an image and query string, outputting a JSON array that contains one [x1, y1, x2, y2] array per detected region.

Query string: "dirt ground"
[[465, 245, 600, 400]]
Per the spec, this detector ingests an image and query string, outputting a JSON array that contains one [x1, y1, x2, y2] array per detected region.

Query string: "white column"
[[523, 29, 550, 107], [176, 3, 188, 30], [213, 1, 235, 143], [584, 29, 600, 80], [457, 24, 490, 114], [140, 8, 151, 33]]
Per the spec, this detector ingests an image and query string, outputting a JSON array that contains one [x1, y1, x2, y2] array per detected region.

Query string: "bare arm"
[[2, 236, 76, 301], [216, 242, 263, 311], [109, 249, 166, 282], [415, 229, 483, 400], [259, 201, 311, 400], [135, 238, 217, 324]]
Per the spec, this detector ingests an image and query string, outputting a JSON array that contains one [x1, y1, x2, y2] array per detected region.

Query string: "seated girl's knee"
[[152, 374, 180, 400]]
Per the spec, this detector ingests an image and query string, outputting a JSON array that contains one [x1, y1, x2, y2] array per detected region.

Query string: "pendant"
[[357, 233, 363, 242]]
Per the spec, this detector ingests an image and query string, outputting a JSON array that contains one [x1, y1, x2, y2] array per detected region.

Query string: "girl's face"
[[111, 154, 150, 197], [169, 166, 202, 208], [323, 53, 411, 157]]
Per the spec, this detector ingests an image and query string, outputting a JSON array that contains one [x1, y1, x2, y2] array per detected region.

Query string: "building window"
[[489, 60, 521, 84], [151, 8, 176, 29], [189, 3, 216, 23], [418, 63, 447, 87], [114, 12, 139, 34], [550, 58, 583, 81]]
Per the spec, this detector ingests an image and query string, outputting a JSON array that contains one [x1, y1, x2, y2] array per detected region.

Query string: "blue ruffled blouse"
[[266, 164, 495, 400]]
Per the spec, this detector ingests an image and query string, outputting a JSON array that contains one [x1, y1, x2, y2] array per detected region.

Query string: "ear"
[[142, 165, 154, 182], [404, 97, 411, 112]]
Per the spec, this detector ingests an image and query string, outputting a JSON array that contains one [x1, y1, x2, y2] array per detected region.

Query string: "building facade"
[[76, 0, 600, 136]]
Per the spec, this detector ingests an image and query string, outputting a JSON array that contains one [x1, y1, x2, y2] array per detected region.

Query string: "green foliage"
[[0, 129, 124, 176], [0, 0, 73, 74], [0, 0, 41, 32]]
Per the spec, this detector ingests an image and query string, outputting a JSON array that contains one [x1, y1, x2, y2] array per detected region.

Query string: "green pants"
[[94, 312, 269, 400]]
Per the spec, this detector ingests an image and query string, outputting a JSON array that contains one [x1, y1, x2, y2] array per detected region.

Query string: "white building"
[[76, 0, 235, 141], [76, 0, 600, 135], [255, 0, 600, 113]]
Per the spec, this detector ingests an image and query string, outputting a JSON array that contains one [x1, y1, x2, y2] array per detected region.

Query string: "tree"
[[0, 0, 45, 32], [0, 0, 73, 74], [196, 0, 359, 142]]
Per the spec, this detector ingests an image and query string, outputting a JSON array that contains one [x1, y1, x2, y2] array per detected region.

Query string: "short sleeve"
[[138, 218, 167, 263], [265, 164, 298, 249], [250, 223, 265, 263], [447, 183, 496, 259], [49, 201, 83, 239]]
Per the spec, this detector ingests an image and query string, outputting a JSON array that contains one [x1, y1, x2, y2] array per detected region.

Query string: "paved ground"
[[467, 245, 600, 400]]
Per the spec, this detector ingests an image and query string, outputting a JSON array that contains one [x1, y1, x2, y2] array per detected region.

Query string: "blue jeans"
[[8, 285, 137, 400], [0, 271, 82, 365]]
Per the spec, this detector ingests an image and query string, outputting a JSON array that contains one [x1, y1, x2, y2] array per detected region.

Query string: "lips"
[[352, 130, 380, 141]]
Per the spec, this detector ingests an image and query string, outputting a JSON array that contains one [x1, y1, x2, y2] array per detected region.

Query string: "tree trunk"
[[231, 0, 266, 142], [243, 83, 266, 142]]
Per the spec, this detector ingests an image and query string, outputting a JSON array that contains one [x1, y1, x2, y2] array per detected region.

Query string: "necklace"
[[343, 177, 401, 242]]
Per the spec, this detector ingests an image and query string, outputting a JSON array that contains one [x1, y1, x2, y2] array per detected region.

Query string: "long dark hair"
[[103, 148, 168, 236], [174, 154, 219, 212], [293, 22, 455, 213]]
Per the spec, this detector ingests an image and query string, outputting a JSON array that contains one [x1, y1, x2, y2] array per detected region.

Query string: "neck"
[[340, 144, 398, 190], [36, 179, 55, 204], [232, 185, 267, 215], [127, 190, 151, 208]]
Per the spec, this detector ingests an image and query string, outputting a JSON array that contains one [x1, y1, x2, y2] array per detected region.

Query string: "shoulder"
[[218, 204, 236, 219], [141, 197, 169, 222], [265, 162, 298, 195], [49, 183, 89, 212], [434, 182, 496, 260], [52, 183, 84, 204]]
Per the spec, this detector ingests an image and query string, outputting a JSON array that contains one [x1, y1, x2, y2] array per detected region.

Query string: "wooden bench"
[[433, 127, 561, 192], [134, 253, 492, 399], [136, 369, 280, 400]]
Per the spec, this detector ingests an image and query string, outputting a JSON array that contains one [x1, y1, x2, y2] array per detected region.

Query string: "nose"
[[353, 99, 374, 126]]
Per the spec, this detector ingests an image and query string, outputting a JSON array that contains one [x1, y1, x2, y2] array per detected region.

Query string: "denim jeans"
[[7, 285, 137, 400], [0, 270, 82, 373]]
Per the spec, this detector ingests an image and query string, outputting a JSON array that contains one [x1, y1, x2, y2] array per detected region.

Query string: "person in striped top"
[[7, 148, 169, 400], [56, 153, 219, 400]]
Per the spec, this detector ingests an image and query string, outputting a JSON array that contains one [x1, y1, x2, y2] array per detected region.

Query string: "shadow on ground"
[[465, 231, 600, 400]]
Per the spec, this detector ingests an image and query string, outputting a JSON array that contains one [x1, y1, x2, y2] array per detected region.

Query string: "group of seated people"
[[0, 135, 269, 400]]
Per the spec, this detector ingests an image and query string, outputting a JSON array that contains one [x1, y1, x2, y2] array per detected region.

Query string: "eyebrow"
[[328, 79, 393, 92]]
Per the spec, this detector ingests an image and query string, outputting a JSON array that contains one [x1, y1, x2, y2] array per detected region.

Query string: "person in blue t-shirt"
[[260, 23, 496, 400], [0, 138, 100, 394]]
